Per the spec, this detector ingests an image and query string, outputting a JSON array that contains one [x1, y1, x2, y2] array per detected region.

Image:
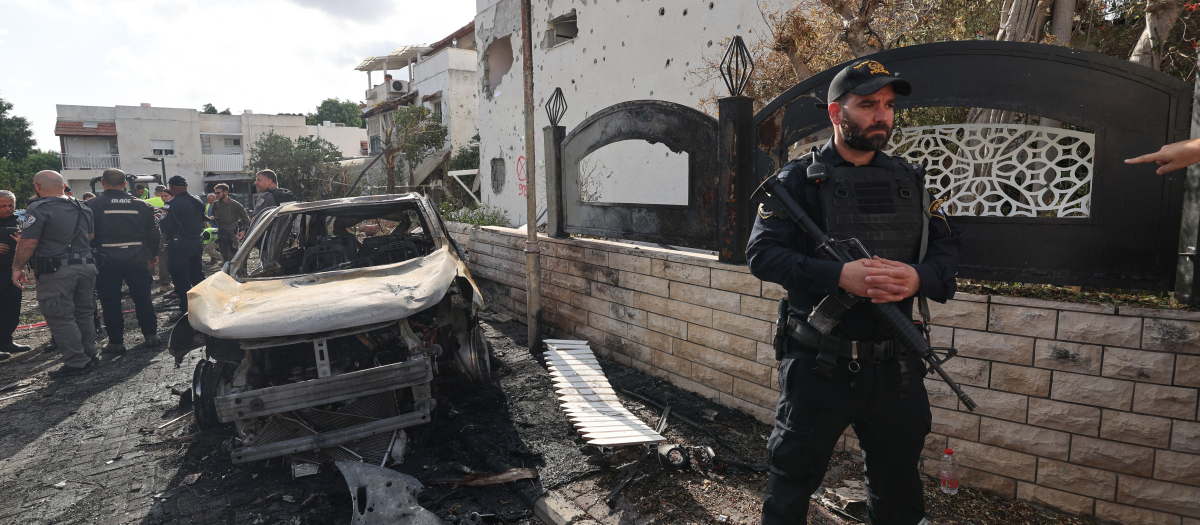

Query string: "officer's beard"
[[839, 116, 893, 152]]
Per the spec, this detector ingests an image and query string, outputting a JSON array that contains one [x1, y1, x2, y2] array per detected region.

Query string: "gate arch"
[[557, 100, 720, 249]]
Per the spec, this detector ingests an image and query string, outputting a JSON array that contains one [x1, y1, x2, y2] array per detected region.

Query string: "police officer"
[[747, 60, 962, 525], [0, 190, 29, 359], [251, 169, 296, 221], [161, 176, 206, 321], [88, 169, 162, 353], [11, 171, 99, 377]]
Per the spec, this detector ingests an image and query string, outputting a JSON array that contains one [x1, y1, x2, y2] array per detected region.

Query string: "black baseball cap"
[[168, 175, 188, 186], [827, 59, 912, 104]]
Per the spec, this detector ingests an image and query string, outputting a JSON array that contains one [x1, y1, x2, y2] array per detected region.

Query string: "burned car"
[[169, 194, 489, 467]]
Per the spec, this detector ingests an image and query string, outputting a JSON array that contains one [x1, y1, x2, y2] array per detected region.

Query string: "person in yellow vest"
[[146, 187, 172, 293]]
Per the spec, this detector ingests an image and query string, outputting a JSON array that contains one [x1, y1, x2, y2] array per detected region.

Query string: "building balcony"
[[62, 154, 119, 170], [203, 153, 244, 172]]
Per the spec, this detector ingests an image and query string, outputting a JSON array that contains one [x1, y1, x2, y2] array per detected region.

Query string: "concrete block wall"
[[446, 223, 1200, 523]]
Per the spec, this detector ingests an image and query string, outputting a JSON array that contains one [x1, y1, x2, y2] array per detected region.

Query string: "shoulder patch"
[[929, 198, 947, 217], [21, 215, 35, 228], [758, 203, 776, 220]]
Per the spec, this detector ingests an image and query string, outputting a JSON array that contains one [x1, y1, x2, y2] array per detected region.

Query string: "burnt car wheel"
[[192, 359, 223, 430], [455, 322, 491, 383]]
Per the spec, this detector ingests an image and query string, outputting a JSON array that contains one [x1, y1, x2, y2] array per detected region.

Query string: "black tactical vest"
[[818, 164, 925, 263], [98, 196, 149, 263]]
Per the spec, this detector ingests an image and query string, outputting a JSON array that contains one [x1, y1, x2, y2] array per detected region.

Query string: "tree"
[[201, 103, 232, 115], [245, 130, 344, 202], [305, 98, 364, 128], [1129, 0, 1189, 69], [0, 150, 61, 201], [384, 105, 448, 193], [0, 95, 36, 162]]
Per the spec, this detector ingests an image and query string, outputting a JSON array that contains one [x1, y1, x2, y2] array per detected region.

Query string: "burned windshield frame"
[[231, 200, 437, 281]]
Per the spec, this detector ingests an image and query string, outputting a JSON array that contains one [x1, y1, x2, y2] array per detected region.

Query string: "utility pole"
[[520, 0, 542, 350]]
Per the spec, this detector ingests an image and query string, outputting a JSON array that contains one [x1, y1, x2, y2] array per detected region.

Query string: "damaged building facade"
[[355, 22, 480, 189], [474, 0, 767, 226]]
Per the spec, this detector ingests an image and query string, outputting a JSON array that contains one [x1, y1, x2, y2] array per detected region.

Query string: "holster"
[[35, 257, 61, 276], [773, 298, 788, 361]]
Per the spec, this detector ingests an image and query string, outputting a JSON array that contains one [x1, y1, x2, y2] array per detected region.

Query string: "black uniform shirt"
[[746, 139, 963, 342], [87, 189, 161, 260], [0, 215, 19, 269], [160, 192, 207, 241]]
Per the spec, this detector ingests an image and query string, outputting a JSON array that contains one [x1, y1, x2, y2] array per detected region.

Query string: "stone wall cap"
[[468, 224, 752, 272], [953, 292, 990, 303], [1116, 306, 1200, 321], [990, 295, 1115, 314]]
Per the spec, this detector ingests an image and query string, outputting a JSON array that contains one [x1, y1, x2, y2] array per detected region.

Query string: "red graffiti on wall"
[[516, 156, 527, 196]]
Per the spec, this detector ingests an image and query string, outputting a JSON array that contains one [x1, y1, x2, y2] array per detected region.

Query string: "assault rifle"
[[755, 172, 978, 411]]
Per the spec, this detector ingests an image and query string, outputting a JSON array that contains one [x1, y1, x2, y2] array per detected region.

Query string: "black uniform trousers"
[[763, 341, 932, 525], [0, 279, 23, 347], [216, 229, 237, 262], [166, 239, 205, 313], [96, 259, 157, 343]]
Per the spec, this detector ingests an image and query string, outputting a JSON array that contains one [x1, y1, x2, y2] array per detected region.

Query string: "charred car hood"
[[188, 246, 470, 340]]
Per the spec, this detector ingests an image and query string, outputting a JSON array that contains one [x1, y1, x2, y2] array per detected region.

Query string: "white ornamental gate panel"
[[886, 124, 1094, 218]]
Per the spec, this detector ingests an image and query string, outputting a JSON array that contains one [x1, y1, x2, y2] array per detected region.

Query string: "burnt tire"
[[192, 359, 222, 430]]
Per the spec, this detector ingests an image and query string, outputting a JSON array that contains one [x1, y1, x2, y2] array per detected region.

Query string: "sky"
[[0, 0, 477, 150]]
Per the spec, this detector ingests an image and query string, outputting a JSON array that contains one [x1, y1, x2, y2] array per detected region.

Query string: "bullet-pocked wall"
[[474, 0, 767, 226], [447, 222, 1200, 524]]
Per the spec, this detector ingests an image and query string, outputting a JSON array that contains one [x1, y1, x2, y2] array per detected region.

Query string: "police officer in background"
[[251, 169, 296, 221], [161, 176, 206, 322], [747, 60, 962, 525], [0, 190, 29, 360], [11, 171, 99, 377], [88, 169, 162, 353]]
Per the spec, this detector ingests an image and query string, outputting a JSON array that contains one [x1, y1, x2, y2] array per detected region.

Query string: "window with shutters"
[[151, 139, 175, 156]]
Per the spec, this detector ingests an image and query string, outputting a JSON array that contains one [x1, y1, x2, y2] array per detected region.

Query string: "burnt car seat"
[[299, 235, 358, 273]]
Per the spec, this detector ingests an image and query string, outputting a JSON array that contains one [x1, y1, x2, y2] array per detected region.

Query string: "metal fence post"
[[544, 126, 566, 238], [1175, 50, 1200, 307], [717, 96, 754, 263], [716, 36, 756, 264], [544, 88, 569, 238]]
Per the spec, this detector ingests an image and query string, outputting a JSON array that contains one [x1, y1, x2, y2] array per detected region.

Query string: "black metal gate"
[[753, 41, 1194, 292], [542, 40, 1198, 303]]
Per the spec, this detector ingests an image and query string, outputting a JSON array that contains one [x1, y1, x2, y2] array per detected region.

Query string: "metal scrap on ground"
[[543, 339, 666, 447]]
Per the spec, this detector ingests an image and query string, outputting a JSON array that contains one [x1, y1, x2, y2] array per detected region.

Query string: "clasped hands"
[[838, 256, 920, 303]]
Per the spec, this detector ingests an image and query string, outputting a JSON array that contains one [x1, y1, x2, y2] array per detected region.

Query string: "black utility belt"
[[786, 317, 897, 362], [35, 256, 95, 275]]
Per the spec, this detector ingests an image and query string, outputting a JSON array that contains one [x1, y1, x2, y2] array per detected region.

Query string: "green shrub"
[[439, 201, 509, 227]]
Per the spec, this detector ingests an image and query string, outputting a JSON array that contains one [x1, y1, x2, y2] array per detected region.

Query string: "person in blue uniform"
[[747, 59, 962, 525], [160, 176, 206, 322], [87, 169, 162, 353]]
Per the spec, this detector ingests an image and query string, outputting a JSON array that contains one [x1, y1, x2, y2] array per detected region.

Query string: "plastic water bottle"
[[939, 448, 959, 495]]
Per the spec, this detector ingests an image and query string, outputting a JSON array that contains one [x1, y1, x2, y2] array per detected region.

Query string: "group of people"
[[0, 167, 291, 380]]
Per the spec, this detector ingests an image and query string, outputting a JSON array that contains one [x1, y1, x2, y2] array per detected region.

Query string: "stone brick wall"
[[447, 223, 1200, 523]]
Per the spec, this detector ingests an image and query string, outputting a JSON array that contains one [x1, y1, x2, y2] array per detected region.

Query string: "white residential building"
[[474, 0, 767, 226], [55, 104, 367, 204], [355, 22, 479, 186]]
